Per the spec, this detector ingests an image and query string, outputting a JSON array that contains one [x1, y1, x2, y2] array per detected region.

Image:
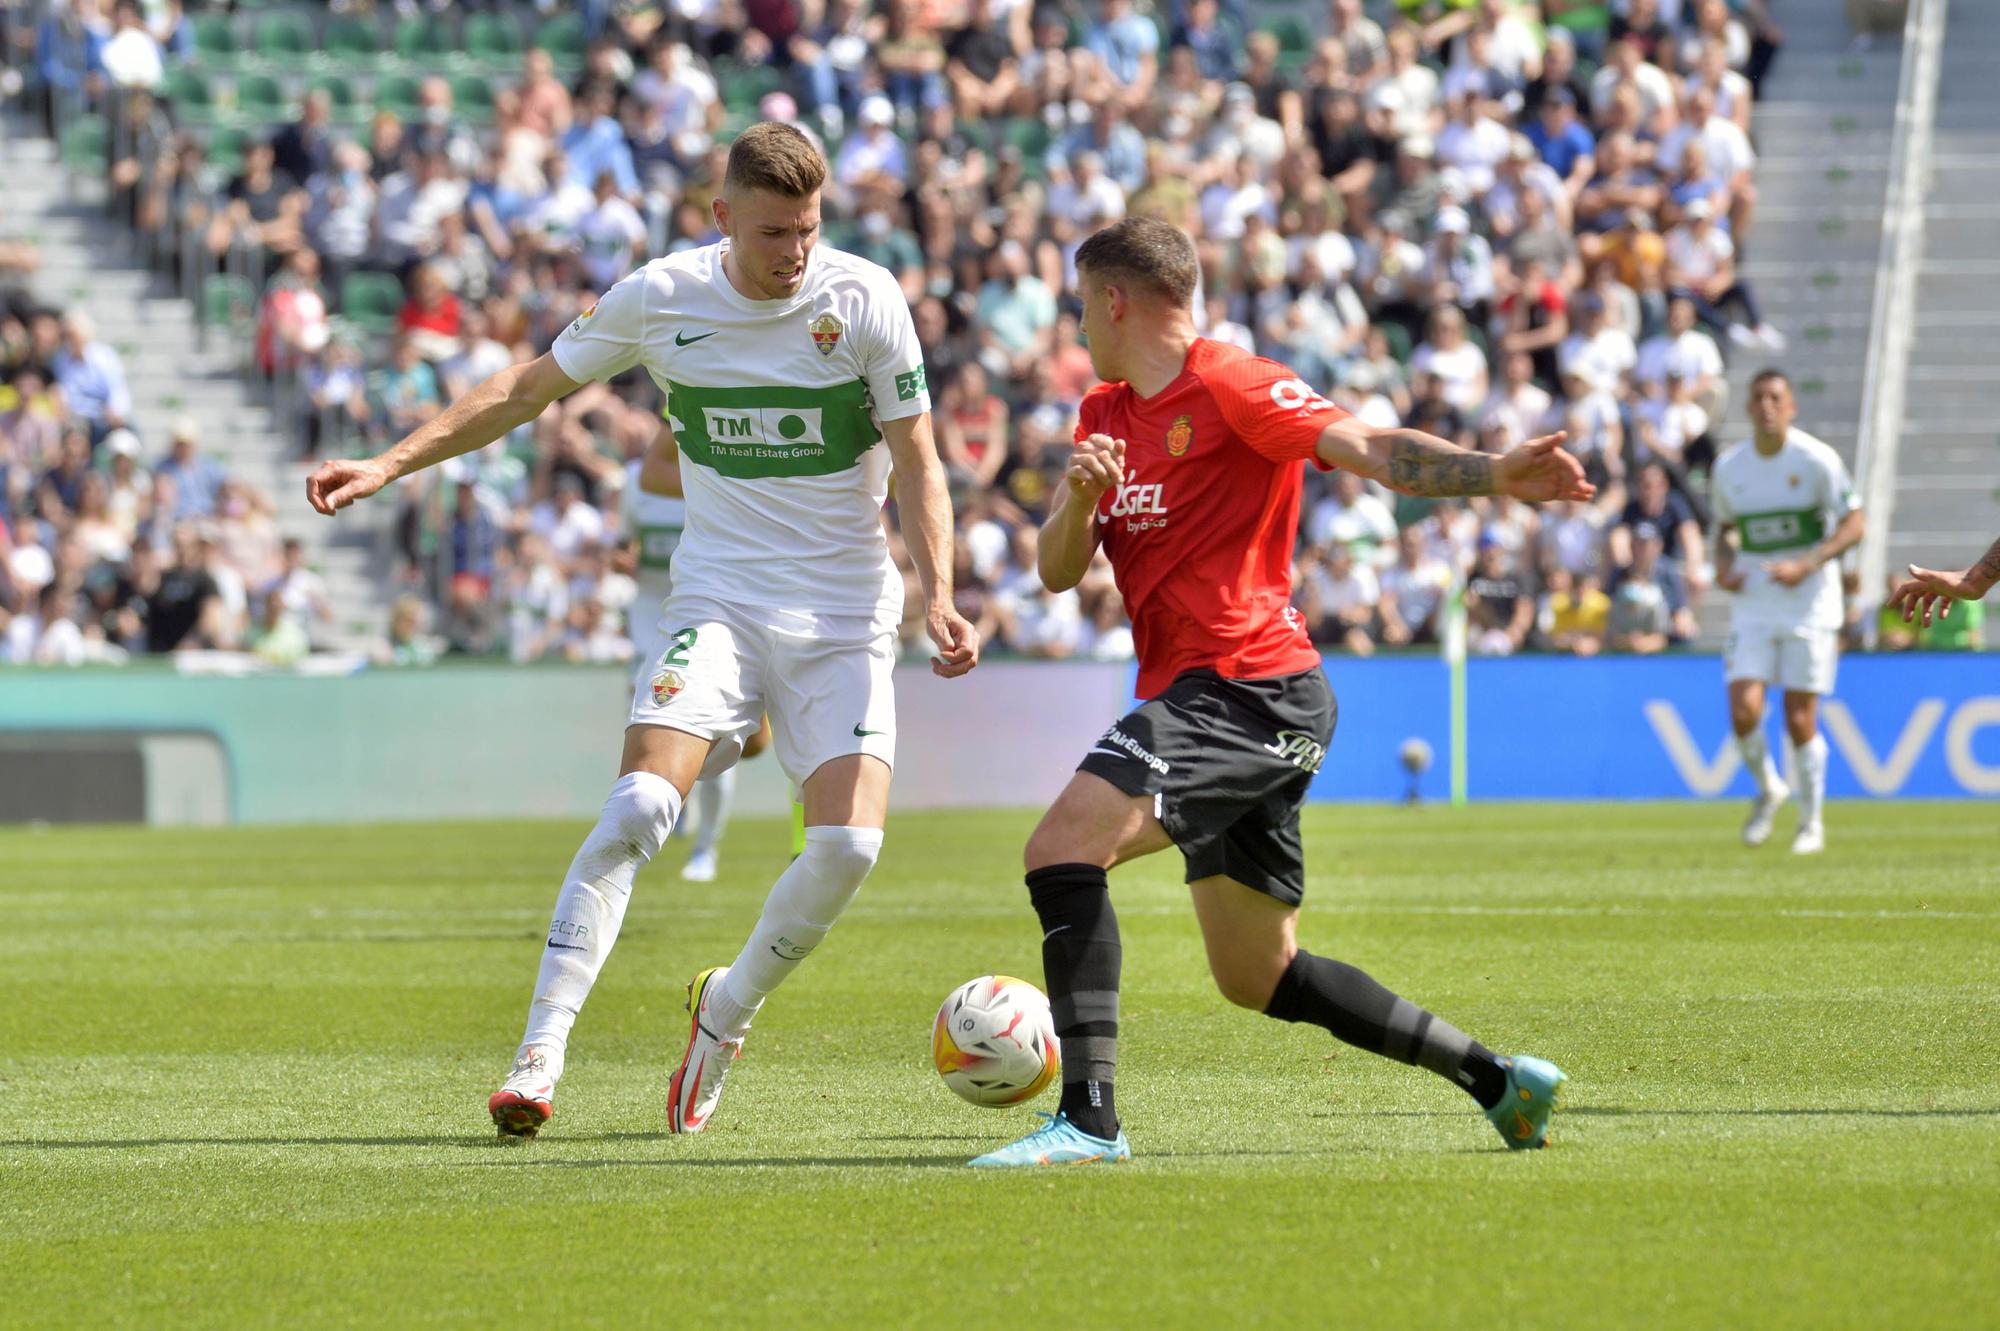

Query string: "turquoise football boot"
[[1485, 1055, 1566, 1150], [969, 1111, 1132, 1168]]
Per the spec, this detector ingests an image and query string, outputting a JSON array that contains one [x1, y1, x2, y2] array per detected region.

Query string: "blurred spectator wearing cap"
[[1526, 87, 1597, 203], [1664, 197, 1783, 350], [1423, 206, 1495, 326], [834, 97, 908, 203], [1299, 539, 1381, 657], [1379, 524, 1455, 648], [1611, 461, 1705, 595], [1607, 522, 1695, 653], [1464, 536, 1533, 656], [155, 420, 222, 521], [50, 313, 130, 446]]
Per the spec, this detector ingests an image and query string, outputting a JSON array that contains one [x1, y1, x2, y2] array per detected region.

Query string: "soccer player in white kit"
[[1710, 370, 1865, 854], [305, 124, 979, 1137], [625, 428, 770, 883]]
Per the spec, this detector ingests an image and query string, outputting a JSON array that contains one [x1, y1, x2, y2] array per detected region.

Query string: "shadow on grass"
[[1313, 1106, 2000, 1120]]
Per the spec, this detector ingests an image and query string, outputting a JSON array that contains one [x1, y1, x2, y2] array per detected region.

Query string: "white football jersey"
[[552, 241, 930, 621], [1710, 428, 1859, 631]]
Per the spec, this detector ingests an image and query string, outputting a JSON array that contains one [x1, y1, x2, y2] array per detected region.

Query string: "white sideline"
[[1853, 0, 1950, 604]]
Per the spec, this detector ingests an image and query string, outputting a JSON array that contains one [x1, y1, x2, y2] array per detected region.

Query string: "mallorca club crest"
[[650, 669, 686, 706], [809, 312, 844, 358], [1165, 414, 1195, 457]]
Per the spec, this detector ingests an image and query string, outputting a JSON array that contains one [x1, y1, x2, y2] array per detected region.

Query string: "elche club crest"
[[809, 313, 844, 358], [651, 669, 685, 706], [1166, 414, 1194, 457]]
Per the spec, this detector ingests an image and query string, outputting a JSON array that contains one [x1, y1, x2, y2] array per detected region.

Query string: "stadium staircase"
[[1881, 0, 2000, 588], [2, 102, 393, 649], [1677, 2, 1903, 644]]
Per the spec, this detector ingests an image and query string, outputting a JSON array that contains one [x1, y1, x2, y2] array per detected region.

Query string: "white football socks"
[[688, 766, 737, 858], [707, 825, 884, 1038], [1736, 727, 1783, 799], [519, 772, 683, 1061], [1790, 732, 1828, 829]]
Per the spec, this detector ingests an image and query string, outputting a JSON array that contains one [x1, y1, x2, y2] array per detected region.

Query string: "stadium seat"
[[340, 270, 406, 336], [373, 73, 423, 123], [201, 272, 258, 343], [450, 75, 498, 126], [320, 17, 383, 72], [160, 67, 219, 126], [461, 13, 525, 71], [306, 74, 362, 126], [718, 63, 785, 114], [391, 15, 452, 71], [535, 14, 587, 72], [191, 14, 241, 70], [59, 114, 108, 176], [205, 124, 255, 178], [252, 12, 316, 71], [234, 72, 288, 121]]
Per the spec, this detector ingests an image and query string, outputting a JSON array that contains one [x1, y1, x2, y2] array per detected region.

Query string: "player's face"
[[1748, 377, 1796, 435], [716, 187, 821, 300], [1078, 275, 1119, 382]]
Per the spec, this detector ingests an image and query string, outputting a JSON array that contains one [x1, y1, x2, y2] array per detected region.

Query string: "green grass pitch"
[[5, 804, 1996, 1329]]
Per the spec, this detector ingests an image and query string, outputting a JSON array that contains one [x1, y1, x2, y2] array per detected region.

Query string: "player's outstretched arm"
[[1314, 419, 1596, 503], [1889, 534, 2000, 625], [883, 411, 980, 679], [1040, 433, 1123, 592], [306, 353, 579, 515]]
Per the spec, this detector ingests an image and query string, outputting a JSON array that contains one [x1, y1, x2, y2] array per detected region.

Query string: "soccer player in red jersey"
[[970, 218, 1596, 1167]]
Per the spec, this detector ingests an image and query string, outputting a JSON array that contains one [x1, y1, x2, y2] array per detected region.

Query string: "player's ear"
[[711, 195, 730, 232]]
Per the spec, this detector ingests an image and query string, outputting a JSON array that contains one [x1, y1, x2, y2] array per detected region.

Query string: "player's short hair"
[[1074, 216, 1198, 308], [1749, 367, 1792, 394], [724, 122, 826, 199]]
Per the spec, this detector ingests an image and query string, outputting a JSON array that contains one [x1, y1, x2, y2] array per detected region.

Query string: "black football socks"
[[1026, 863, 1122, 1140], [1263, 950, 1509, 1110]]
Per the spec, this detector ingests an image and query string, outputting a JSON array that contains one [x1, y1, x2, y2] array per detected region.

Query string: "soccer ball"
[[931, 975, 1061, 1107]]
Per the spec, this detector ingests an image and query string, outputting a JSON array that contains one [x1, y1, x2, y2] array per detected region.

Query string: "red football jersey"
[[1081, 338, 1351, 698]]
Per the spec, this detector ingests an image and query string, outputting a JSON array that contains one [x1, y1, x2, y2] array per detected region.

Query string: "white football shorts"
[[1724, 618, 1839, 695], [628, 592, 897, 786]]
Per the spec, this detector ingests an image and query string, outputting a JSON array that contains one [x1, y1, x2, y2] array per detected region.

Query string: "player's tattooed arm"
[[1890, 532, 2000, 626], [1316, 418, 1594, 504], [1384, 434, 1497, 496]]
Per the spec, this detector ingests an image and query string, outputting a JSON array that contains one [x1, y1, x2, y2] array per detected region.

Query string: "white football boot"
[[1790, 823, 1825, 855], [1742, 780, 1791, 847], [489, 1044, 561, 1138], [668, 966, 744, 1134]]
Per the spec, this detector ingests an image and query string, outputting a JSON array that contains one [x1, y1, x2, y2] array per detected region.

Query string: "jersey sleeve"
[[551, 267, 648, 383], [1200, 353, 1352, 466], [857, 266, 931, 422]]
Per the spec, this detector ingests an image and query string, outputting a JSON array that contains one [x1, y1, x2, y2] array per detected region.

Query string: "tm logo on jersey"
[[894, 366, 927, 401], [702, 406, 826, 456]]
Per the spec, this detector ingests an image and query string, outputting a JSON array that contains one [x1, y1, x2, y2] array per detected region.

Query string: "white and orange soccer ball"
[[931, 975, 1061, 1107]]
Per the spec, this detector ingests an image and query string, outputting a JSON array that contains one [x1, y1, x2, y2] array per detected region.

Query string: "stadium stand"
[[2, 0, 1978, 669]]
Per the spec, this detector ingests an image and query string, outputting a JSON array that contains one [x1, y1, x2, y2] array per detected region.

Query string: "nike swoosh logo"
[[1096, 511, 1111, 525], [675, 330, 718, 346], [1087, 745, 1130, 761], [1512, 1111, 1537, 1141], [853, 724, 888, 737], [1043, 924, 1071, 940], [547, 942, 588, 952]]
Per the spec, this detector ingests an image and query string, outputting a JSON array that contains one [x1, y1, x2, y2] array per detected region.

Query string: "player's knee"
[[600, 771, 680, 862], [795, 826, 883, 919], [1211, 954, 1285, 1010]]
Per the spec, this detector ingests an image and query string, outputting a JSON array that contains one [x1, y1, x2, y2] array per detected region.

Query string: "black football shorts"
[[1077, 666, 1336, 905]]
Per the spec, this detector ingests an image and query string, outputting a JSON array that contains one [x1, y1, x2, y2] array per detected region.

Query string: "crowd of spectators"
[[6, 0, 1979, 667]]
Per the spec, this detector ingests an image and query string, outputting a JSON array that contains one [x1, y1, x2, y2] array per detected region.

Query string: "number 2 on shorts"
[[662, 626, 698, 667]]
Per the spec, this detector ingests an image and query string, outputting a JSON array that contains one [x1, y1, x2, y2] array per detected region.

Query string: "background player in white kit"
[[305, 124, 978, 1137], [626, 427, 770, 883], [1711, 370, 1865, 854]]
